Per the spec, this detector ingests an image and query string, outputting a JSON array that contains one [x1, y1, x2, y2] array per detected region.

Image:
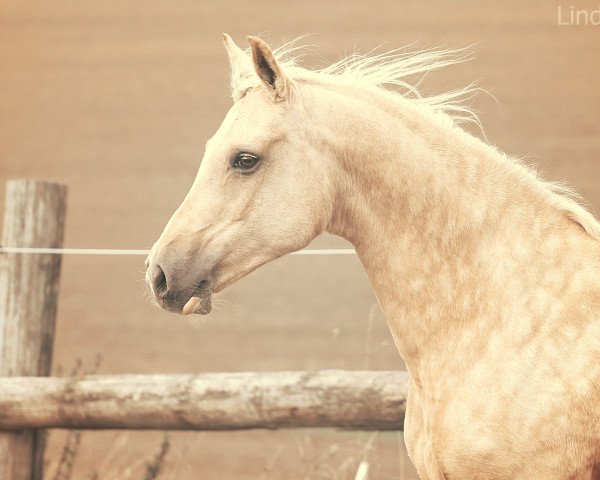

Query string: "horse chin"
[[181, 292, 212, 315], [195, 293, 212, 315], [200, 291, 212, 314]]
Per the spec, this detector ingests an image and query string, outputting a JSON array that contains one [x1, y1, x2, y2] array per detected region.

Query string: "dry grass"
[[143, 436, 171, 480], [295, 432, 377, 480], [48, 431, 81, 480], [45, 356, 172, 480], [45, 433, 171, 480]]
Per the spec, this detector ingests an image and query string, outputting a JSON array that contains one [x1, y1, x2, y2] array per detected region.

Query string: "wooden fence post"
[[0, 180, 67, 480]]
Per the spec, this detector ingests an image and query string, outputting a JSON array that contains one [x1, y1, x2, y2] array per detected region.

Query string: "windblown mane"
[[230, 39, 600, 241], [231, 39, 481, 127]]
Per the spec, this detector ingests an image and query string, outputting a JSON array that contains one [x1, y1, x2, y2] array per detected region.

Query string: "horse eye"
[[233, 153, 259, 170]]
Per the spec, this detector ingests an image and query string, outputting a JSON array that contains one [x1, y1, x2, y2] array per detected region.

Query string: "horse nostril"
[[151, 264, 168, 297]]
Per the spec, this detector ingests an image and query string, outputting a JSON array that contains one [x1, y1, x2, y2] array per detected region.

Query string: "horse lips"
[[182, 297, 201, 315]]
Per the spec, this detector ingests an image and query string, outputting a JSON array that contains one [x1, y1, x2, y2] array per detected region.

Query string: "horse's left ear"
[[247, 36, 289, 102]]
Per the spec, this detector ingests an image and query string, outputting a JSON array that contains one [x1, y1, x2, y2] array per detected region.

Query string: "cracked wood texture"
[[0, 371, 408, 431], [0, 180, 67, 480]]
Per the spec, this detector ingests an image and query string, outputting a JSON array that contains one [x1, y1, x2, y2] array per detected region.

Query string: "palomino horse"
[[146, 35, 600, 479]]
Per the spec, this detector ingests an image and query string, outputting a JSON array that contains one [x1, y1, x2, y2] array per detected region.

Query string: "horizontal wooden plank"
[[0, 370, 408, 431]]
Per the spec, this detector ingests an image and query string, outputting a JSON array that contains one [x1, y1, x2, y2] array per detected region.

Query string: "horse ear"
[[222, 33, 253, 101], [246, 36, 289, 102], [223, 33, 249, 69]]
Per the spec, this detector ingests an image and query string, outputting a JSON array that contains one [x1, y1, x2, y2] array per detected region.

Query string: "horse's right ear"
[[222, 33, 253, 101]]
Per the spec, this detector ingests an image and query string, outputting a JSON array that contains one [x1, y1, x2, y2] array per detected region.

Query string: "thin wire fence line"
[[0, 247, 356, 256]]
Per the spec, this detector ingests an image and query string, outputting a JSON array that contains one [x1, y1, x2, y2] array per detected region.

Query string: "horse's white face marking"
[[146, 36, 333, 314]]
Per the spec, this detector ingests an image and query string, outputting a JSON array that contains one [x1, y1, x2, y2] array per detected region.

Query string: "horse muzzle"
[[145, 258, 213, 315]]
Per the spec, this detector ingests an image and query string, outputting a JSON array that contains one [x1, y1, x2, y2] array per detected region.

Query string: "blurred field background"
[[1, 1, 599, 478]]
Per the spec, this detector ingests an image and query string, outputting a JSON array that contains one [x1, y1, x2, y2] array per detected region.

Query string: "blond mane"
[[231, 38, 600, 241], [232, 40, 481, 126]]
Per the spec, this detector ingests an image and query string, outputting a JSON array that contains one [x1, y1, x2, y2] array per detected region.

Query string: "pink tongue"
[[182, 297, 202, 315]]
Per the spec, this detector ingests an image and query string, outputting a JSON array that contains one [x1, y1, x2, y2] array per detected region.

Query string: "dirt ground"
[[1, 1, 599, 479]]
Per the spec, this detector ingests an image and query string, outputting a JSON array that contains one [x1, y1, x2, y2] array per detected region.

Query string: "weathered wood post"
[[0, 180, 67, 480]]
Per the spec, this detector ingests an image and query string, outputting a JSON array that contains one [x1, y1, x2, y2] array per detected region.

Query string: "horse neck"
[[313, 84, 589, 383]]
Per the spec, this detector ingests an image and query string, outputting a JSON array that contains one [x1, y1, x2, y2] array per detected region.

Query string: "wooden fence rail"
[[0, 370, 408, 431]]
